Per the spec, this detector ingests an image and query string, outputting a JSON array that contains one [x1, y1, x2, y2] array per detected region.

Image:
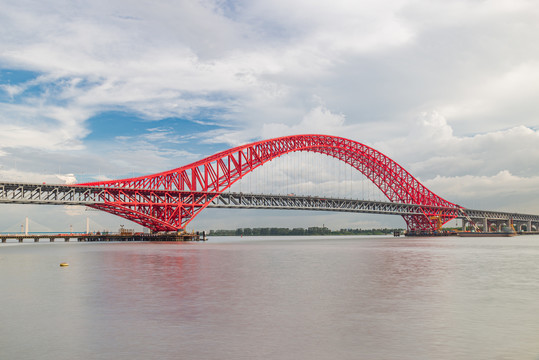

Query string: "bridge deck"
[[1, 182, 538, 227]]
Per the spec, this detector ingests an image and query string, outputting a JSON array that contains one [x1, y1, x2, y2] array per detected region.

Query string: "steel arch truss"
[[79, 134, 460, 231]]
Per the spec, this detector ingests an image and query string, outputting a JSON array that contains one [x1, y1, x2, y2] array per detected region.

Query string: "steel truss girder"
[[208, 193, 539, 224], [463, 209, 539, 222], [208, 193, 458, 216], [3, 183, 538, 229]]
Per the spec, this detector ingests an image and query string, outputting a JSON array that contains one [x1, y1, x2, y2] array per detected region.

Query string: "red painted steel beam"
[[78, 134, 459, 232]]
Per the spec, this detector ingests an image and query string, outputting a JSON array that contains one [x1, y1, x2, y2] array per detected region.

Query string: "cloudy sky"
[[1, 0, 538, 232]]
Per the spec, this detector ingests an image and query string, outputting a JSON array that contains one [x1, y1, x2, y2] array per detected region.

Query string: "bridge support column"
[[462, 218, 467, 231], [483, 218, 488, 233], [528, 220, 532, 233]]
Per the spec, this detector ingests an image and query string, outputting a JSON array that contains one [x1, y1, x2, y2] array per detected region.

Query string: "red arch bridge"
[[1, 134, 538, 234]]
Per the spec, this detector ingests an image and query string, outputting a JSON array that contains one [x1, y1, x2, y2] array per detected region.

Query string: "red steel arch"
[[79, 134, 459, 232]]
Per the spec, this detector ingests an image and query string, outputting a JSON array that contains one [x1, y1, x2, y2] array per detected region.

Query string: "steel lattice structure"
[[3, 183, 539, 226], [76, 134, 461, 232]]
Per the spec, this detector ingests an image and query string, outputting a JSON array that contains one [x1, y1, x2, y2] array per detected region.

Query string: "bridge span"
[[1, 135, 538, 233], [1, 181, 538, 233]]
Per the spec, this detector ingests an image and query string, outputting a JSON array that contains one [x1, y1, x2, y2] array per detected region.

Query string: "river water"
[[2, 235, 539, 360]]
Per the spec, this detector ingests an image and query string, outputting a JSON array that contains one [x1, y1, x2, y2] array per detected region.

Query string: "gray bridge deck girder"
[[1, 182, 538, 223], [209, 192, 450, 216]]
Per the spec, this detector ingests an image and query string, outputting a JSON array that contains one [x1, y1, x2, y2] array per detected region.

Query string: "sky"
[[1, 0, 539, 233]]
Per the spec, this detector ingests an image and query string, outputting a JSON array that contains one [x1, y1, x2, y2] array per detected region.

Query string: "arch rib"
[[79, 134, 459, 232]]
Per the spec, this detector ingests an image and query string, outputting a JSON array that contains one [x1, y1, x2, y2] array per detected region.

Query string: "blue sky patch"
[[85, 111, 146, 140], [0, 69, 41, 102], [0, 69, 41, 84], [85, 111, 223, 147], [0, 69, 105, 104]]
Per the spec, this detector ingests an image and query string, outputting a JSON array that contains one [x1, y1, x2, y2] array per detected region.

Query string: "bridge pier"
[[489, 219, 498, 232]]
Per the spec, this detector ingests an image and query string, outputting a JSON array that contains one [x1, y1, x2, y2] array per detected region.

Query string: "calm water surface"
[[2, 235, 539, 360]]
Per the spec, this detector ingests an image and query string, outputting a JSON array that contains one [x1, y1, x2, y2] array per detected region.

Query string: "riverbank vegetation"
[[208, 227, 404, 236]]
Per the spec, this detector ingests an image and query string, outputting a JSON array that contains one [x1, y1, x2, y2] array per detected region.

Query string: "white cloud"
[[439, 62, 539, 132], [0, 83, 24, 98], [425, 170, 539, 213], [2, 0, 537, 144], [0, 103, 89, 151], [200, 104, 354, 147], [234, 0, 414, 52], [379, 112, 539, 179], [262, 105, 348, 139], [0, 0, 418, 138], [0, 167, 70, 184], [56, 174, 77, 184]]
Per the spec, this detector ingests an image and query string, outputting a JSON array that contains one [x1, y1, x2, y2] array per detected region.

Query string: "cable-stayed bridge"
[[0, 134, 538, 234]]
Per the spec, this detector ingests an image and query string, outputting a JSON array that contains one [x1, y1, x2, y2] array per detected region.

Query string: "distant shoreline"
[[209, 227, 404, 236]]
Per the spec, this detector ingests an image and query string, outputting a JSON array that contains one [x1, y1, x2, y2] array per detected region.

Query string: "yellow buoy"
[[59, 262, 69, 267]]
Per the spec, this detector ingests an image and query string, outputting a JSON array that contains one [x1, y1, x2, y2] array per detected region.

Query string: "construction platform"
[[0, 231, 206, 243]]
